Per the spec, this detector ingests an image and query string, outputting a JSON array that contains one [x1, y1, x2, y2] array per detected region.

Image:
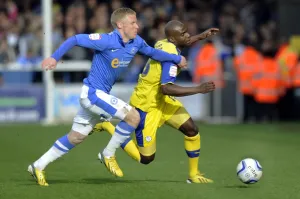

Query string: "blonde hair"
[[110, 8, 136, 28]]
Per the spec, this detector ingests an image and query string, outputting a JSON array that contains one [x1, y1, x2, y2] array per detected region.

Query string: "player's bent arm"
[[161, 81, 216, 97], [51, 34, 108, 61], [187, 28, 220, 45], [161, 83, 202, 97], [137, 38, 181, 65], [142, 47, 181, 64], [160, 61, 216, 96]]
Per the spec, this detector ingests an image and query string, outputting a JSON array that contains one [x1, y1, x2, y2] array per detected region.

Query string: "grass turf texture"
[[0, 123, 300, 199]]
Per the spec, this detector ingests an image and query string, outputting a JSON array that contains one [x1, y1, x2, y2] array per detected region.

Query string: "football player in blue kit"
[[28, 7, 187, 186]]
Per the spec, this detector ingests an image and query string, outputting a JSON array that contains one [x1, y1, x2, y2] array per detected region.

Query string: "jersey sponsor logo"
[[111, 58, 119, 68], [88, 33, 101, 40], [169, 65, 177, 77], [111, 58, 131, 68]]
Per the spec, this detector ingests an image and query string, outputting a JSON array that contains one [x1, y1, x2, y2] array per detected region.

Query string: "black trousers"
[[278, 88, 295, 121], [243, 94, 256, 122], [256, 103, 278, 122]]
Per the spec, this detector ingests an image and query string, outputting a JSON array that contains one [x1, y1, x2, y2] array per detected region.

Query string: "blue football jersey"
[[51, 29, 181, 93]]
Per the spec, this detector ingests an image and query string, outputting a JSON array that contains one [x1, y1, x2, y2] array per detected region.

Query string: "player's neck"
[[167, 39, 183, 51], [177, 46, 183, 51], [175, 44, 184, 52], [118, 30, 130, 43], [123, 38, 130, 43]]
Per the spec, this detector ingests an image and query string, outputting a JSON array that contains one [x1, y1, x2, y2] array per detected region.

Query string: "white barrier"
[[54, 83, 208, 122], [0, 61, 239, 124]]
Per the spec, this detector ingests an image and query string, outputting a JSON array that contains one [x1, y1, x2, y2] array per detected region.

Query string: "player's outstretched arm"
[[41, 35, 78, 70], [42, 34, 108, 71], [187, 28, 219, 45], [161, 82, 215, 97], [138, 38, 187, 68], [51, 34, 108, 61], [42, 36, 79, 71]]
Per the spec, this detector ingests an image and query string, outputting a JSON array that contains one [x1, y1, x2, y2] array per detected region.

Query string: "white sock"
[[103, 133, 130, 157], [33, 147, 65, 170]]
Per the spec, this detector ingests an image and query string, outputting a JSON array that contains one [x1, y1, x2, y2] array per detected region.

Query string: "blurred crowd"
[[0, 0, 278, 82], [1, 0, 300, 121]]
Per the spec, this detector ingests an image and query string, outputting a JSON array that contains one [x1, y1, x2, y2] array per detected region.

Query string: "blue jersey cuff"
[[174, 55, 181, 64]]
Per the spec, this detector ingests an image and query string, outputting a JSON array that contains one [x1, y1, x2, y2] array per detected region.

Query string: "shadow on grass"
[[223, 185, 250, 189], [22, 178, 183, 186], [80, 178, 182, 184]]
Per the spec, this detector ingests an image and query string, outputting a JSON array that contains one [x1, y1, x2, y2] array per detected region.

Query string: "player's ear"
[[116, 20, 123, 29], [168, 36, 175, 43]]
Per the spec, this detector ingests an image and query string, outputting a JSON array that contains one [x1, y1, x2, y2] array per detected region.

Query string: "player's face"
[[173, 24, 191, 47], [122, 14, 139, 40]]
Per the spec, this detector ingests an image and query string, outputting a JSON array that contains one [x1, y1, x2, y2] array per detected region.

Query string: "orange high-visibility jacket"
[[252, 57, 282, 103], [292, 62, 300, 87], [276, 45, 298, 88], [234, 46, 262, 95], [193, 43, 224, 88]]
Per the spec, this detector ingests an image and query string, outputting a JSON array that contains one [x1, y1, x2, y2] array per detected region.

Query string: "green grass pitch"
[[0, 123, 300, 199]]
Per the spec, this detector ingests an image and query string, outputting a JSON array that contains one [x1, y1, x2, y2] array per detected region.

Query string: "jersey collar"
[[166, 38, 181, 54], [114, 29, 134, 46]]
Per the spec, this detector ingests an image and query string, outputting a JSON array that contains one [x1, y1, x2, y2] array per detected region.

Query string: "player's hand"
[[178, 56, 187, 69], [41, 57, 57, 71], [198, 81, 215, 94], [187, 28, 220, 45], [199, 28, 219, 39]]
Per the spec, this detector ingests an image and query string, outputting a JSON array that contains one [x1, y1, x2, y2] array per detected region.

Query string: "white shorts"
[[72, 85, 132, 135]]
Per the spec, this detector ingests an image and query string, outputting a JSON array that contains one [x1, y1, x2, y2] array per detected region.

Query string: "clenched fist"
[[41, 57, 57, 71], [200, 28, 220, 39], [178, 56, 187, 69], [198, 81, 216, 94]]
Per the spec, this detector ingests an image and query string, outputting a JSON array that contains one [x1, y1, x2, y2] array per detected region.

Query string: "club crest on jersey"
[[145, 136, 152, 142], [111, 58, 119, 68], [88, 33, 101, 40], [130, 47, 138, 54], [110, 97, 118, 105]]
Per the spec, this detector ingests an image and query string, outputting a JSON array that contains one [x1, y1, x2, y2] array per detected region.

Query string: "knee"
[[124, 108, 140, 127], [68, 130, 87, 145], [140, 154, 155, 165], [182, 124, 199, 137]]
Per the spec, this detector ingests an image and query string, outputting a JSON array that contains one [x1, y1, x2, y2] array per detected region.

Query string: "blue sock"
[[103, 121, 136, 157], [115, 121, 136, 136], [53, 134, 75, 153]]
